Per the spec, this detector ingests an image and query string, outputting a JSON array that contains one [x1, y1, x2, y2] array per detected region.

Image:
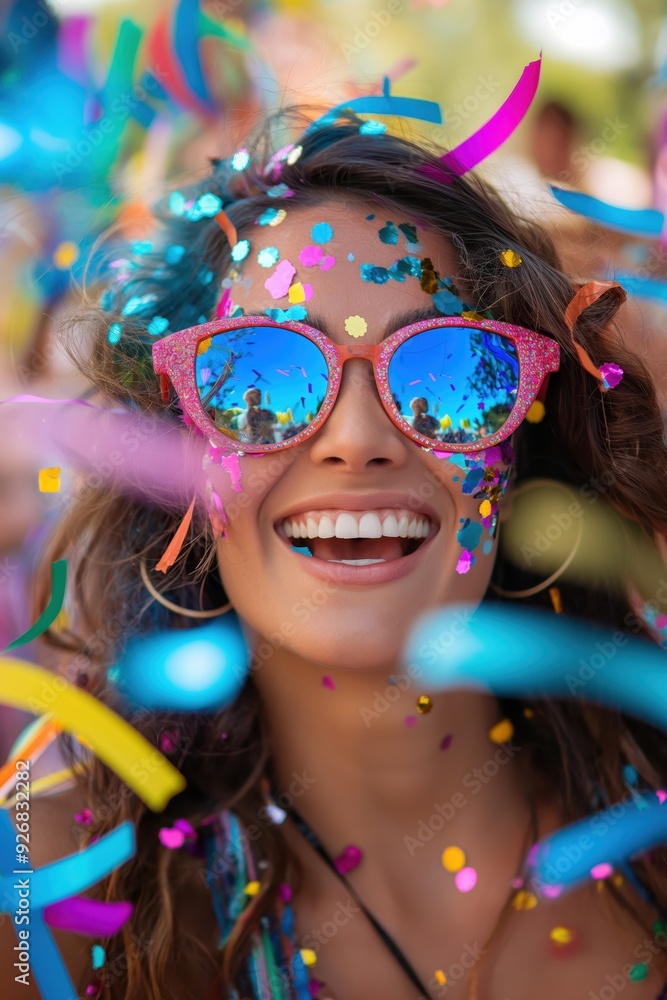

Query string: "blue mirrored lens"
[[388, 326, 519, 445], [195, 326, 329, 445]]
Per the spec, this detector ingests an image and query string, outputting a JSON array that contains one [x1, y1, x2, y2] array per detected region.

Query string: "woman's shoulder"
[[0, 786, 93, 1000]]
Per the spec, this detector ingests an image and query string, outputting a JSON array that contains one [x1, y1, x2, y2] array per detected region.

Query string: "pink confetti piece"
[[657, 789, 667, 804], [599, 362, 623, 389], [216, 288, 232, 319], [75, 808, 93, 825], [510, 877, 524, 889], [590, 862, 613, 880], [456, 550, 473, 574], [526, 843, 539, 866], [322, 675, 335, 690], [159, 826, 185, 849], [334, 845, 363, 874], [276, 369, 290, 376], [455, 866, 477, 893], [320, 254, 336, 271], [542, 884, 562, 898], [159, 732, 176, 753], [404, 715, 417, 727], [265, 259, 296, 299], [279, 883, 293, 902], [302, 283, 314, 300], [174, 818, 197, 839], [656, 615, 667, 630], [408, 379, 422, 386], [433, 450, 454, 459], [299, 245, 323, 267], [220, 453, 243, 492], [428, 372, 436, 382], [440, 734, 453, 750]]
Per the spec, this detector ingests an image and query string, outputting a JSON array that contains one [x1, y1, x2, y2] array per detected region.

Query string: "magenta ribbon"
[[421, 55, 542, 182], [43, 897, 133, 936]]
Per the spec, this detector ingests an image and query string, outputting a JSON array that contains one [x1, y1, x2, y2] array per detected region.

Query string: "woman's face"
[[213, 201, 513, 671]]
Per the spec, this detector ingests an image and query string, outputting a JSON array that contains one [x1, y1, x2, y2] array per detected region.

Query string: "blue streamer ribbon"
[[305, 76, 443, 134], [550, 186, 665, 238], [614, 272, 667, 304]]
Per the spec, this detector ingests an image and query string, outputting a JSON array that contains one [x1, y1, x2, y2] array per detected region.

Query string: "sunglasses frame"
[[152, 314, 560, 454]]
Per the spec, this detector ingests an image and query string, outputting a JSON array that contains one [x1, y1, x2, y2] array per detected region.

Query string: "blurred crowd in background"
[[1, 0, 667, 756]]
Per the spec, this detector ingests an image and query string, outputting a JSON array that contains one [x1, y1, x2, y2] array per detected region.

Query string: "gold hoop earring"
[[140, 560, 232, 619], [489, 478, 583, 599]]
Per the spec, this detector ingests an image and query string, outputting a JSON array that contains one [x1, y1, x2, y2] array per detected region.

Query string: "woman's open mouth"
[[276, 508, 436, 564]]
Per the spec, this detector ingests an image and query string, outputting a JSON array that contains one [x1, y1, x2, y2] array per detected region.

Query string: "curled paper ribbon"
[[0, 657, 186, 811], [563, 281, 626, 392], [421, 56, 542, 183], [44, 897, 134, 936], [306, 76, 443, 133], [3, 560, 67, 651]]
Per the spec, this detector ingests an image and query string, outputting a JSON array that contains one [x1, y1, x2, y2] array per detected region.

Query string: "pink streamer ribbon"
[[43, 897, 133, 936], [421, 55, 542, 182]]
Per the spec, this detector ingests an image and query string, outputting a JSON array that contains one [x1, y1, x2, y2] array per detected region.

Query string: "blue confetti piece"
[[231, 148, 250, 171], [378, 221, 399, 245], [147, 316, 169, 336], [267, 183, 292, 198], [107, 323, 122, 344], [122, 294, 158, 317], [433, 288, 465, 315], [197, 193, 223, 217], [311, 222, 334, 243], [231, 240, 250, 262], [257, 207, 280, 226], [360, 264, 390, 284], [199, 269, 214, 285], [132, 241, 152, 255], [347, 253, 355, 261], [165, 244, 186, 264], [257, 247, 280, 268], [482, 540, 494, 555], [169, 191, 186, 216], [360, 119, 387, 135], [457, 520, 482, 552], [266, 306, 308, 322], [365, 214, 375, 220], [92, 944, 106, 970], [395, 255, 422, 277]]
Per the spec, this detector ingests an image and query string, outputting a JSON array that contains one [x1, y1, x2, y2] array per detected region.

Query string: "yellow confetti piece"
[[197, 337, 212, 355], [440, 415, 452, 429], [523, 707, 534, 719], [416, 694, 433, 714], [489, 718, 514, 744], [478, 499, 492, 518], [442, 845, 466, 873], [435, 970, 447, 986], [612, 873, 624, 887], [288, 282, 306, 304], [550, 926, 573, 944], [461, 311, 485, 322], [267, 208, 287, 227], [549, 587, 563, 615], [244, 880, 261, 896], [513, 890, 538, 910], [0, 657, 185, 811], [38, 467, 61, 492], [344, 315, 368, 339], [300, 948, 317, 967], [53, 241, 80, 270], [287, 145, 303, 165], [526, 400, 546, 423], [500, 249, 523, 268]]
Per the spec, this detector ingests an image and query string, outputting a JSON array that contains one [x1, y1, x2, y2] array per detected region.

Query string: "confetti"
[[75, 809, 93, 826], [345, 315, 368, 338], [360, 264, 390, 284], [404, 715, 418, 727], [300, 948, 317, 967], [244, 880, 261, 896], [599, 362, 623, 389], [549, 587, 563, 614], [500, 249, 523, 267], [334, 845, 363, 874], [53, 241, 79, 270], [513, 890, 538, 909], [257, 246, 280, 268], [311, 222, 333, 243], [299, 245, 323, 267], [147, 316, 169, 336], [360, 119, 387, 135], [399, 223, 418, 244], [258, 207, 287, 227], [456, 550, 474, 574], [442, 846, 466, 872], [322, 676, 335, 689], [165, 244, 185, 264], [526, 400, 546, 423], [478, 499, 492, 518], [416, 694, 433, 714], [454, 867, 477, 893], [91, 945, 106, 970], [489, 718, 514, 743], [231, 240, 250, 262], [107, 323, 122, 345], [590, 862, 613, 880], [265, 259, 297, 298], [320, 254, 336, 271], [435, 970, 447, 986], [420, 258, 439, 294], [39, 467, 61, 492], [288, 282, 307, 304], [5, 560, 67, 650], [440, 734, 453, 750], [266, 306, 308, 323], [231, 148, 250, 171], [287, 145, 303, 164], [630, 964, 649, 981], [267, 183, 293, 198], [379, 221, 399, 245], [549, 926, 573, 945]]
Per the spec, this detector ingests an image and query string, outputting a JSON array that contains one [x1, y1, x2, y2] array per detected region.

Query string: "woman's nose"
[[306, 360, 410, 470]]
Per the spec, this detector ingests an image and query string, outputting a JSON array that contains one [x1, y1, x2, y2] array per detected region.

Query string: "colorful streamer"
[[613, 272, 667, 304], [3, 561, 67, 652], [0, 658, 186, 811], [43, 897, 134, 936], [306, 76, 443, 133], [549, 186, 666, 238]]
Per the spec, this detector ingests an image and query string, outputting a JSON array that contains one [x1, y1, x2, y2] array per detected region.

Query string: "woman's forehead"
[[227, 201, 461, 344]]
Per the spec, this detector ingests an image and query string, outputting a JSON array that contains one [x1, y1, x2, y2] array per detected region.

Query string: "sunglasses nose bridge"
[[339, 343, 380, 361]]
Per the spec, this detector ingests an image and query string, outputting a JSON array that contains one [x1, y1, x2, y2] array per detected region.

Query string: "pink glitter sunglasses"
[[152, 315, 560, 454]]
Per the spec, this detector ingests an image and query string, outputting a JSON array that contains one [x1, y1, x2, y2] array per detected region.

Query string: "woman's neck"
[[253, 648, 534, 912]]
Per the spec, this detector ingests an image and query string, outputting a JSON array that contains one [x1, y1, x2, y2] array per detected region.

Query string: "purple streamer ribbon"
[[44, 896, 133, 936]]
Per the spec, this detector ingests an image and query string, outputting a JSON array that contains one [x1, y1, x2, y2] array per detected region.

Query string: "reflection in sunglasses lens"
[[195, 326, 329, 445], [388, 326, 519, 445]]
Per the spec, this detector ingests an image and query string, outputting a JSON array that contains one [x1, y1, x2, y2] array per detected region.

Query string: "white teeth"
[[407, 519, 417, 538], [328, 559, 387, 566], [358, 512, 382, 538], [334, 512, 359, 538], [318, 515, 335, 538], [382, 514, 399, 537], [307, 517, 319, 539], [284, 522, 293, 538], [397, 514, 409, 538]]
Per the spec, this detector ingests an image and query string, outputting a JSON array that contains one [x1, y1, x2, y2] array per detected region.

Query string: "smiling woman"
[[6, 109, 667, 1000]]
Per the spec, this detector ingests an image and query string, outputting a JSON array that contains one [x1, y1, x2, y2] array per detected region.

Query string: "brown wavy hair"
[[37, 109, 667, 998]]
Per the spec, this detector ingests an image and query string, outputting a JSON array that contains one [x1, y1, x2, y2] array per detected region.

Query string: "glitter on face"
[[231, 240, 251, 262], [311, 222, 334, 243], [257, 246, 280, 268]]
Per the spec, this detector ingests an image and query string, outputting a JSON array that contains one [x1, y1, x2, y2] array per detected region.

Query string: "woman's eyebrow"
[[382, 306, 445, 339]]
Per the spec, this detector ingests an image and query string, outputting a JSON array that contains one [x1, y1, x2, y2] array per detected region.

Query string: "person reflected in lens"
[[409, 396, 440, 438], [237, 387, 277, 444]]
